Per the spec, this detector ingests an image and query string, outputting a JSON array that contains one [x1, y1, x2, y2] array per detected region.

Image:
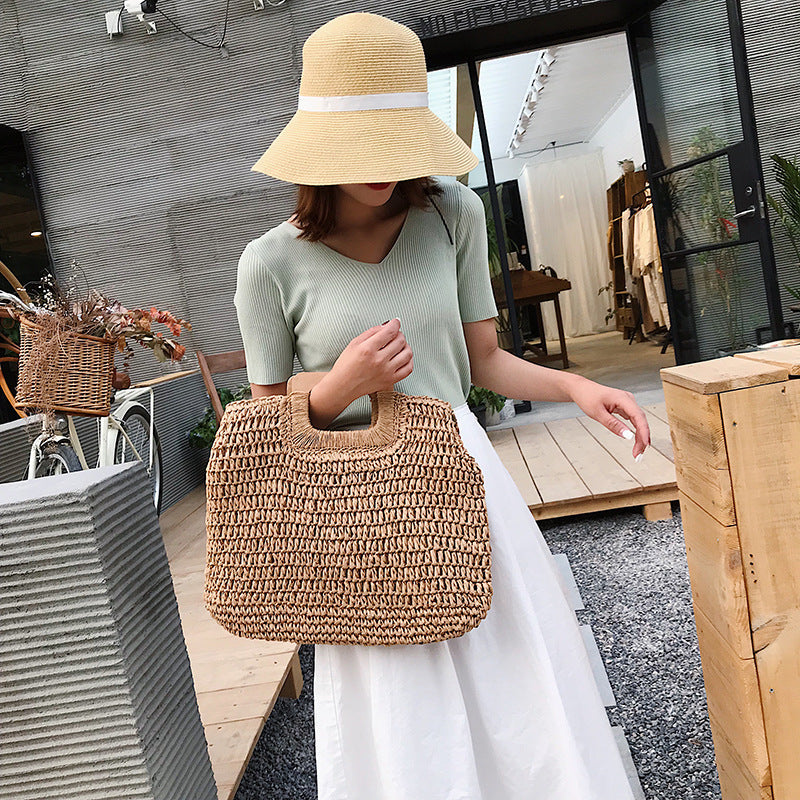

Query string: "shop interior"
[[428, 32, 676, 424]]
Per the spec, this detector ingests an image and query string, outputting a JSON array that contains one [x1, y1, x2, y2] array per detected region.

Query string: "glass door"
[[627, 0, 783, 363]]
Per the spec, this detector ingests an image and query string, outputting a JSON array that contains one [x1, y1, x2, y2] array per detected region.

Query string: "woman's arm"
[[250, 381, 288, 398], [463, 318, 650, 459]]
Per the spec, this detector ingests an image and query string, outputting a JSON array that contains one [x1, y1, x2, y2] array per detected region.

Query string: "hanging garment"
[[631, 204, 660, 279], [313, 401, 637, 800], [641, 263, 671, 329], [632, 276, 657, 335]]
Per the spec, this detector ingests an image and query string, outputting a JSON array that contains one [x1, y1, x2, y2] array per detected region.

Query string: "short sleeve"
[[454, 184, 500, 323], [232, 242, 295, 385]]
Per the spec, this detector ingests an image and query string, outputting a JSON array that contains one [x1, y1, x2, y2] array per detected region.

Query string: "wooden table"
[[492, 270, 572, 369]]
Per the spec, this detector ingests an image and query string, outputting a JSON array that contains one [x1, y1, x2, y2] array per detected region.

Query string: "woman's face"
[[337, 182, 398, 207]]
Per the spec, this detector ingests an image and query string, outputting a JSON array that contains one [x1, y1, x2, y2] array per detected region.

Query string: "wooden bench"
[[160, 487, 303, 800]]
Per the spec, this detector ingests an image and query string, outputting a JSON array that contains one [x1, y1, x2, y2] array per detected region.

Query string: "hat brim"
[[250, 107, 479, 185]]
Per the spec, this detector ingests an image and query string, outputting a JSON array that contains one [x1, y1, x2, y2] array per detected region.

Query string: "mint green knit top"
[[233, 178, 499, 431]]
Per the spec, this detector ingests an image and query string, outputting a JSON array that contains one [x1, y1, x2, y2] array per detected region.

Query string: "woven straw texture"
[[250, 12, 479, 184], [204, 390, 492, 646], [15, 317, 115, 417]]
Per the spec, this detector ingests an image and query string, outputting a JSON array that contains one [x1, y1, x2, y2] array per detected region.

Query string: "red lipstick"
[[365, 182, 391, 190]]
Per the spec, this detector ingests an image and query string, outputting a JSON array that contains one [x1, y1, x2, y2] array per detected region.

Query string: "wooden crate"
[[661, 345, 800, 800]]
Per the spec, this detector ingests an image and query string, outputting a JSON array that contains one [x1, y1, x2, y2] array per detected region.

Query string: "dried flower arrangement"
[[0, 260, 192, 421]]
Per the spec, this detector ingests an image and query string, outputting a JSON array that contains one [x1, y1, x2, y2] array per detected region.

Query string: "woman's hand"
[[332, 317, 414, 398], [569, 378, 650, 460]]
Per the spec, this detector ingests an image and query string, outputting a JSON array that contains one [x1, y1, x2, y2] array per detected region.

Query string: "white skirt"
[[313, 401, 635, 800]]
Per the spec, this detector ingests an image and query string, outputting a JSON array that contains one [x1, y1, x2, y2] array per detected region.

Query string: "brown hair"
[[289, 176, 444, 242]]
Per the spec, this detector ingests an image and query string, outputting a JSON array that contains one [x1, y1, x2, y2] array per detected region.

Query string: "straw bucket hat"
[[250, 12, 479, 185]]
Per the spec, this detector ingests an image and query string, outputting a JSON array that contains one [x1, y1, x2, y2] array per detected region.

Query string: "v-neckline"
[[283, 205, 415, 267]]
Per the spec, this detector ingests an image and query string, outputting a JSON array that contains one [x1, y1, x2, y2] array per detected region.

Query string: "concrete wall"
[[0, 462, 216, 800]]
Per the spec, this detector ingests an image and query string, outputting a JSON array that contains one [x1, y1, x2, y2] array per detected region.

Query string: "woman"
[[234, 11, 649, 799]]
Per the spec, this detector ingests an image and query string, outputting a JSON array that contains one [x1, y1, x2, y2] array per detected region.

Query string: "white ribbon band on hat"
[[297, 91, 429, 112]]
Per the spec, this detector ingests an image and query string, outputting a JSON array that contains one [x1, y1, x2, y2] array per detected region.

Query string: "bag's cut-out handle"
[[287, 389, 399, 450]]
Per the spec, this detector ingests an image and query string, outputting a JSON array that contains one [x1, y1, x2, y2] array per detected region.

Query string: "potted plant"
[[766, 153, 800, 310], [187, 383, 251, 449], [467, 384, 507, 429], [686, 126, 747, 354], [597, 280, 615, 326]]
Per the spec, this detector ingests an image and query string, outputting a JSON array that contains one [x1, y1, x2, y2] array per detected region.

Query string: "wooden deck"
[[486, 402, 677, 520], [159, 487, 303, 800]]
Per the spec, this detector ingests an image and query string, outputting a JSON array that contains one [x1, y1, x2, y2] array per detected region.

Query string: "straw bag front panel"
[[204, 390, 492, 646]]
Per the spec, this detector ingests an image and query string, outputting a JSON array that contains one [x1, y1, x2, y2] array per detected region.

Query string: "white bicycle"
[[23, 384, 163, 515]]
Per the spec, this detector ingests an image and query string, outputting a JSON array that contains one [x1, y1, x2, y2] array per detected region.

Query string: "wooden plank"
[[197, 681, 283, 726], [159, 485, 206, 542], [132, 368, 200, 387], [660, 357, 787, 394], [484, 427, 542, 506], [734, 344, 800, 376], [577, 414, 676, 488], [642, 401, 669, 424], [754, 607, 800, 800], [278, 651, 304, 699], [693, 606, 771, 792], [544, 416, 640, 497], [508, 421, 589, 504], [205, 716, 266, 798], [720, 380, 800, 631], [714, 728, 775, 800], [643, 501, 672, 521], [531, 486, 677, 520], [162, 500, 207, 564], [662, 381, 735, 526], [641, 405, 674, 462], [678, 490, 752, 660]]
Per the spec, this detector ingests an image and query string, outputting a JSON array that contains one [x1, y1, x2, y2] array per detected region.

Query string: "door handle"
[[733, 205, 756, 219]]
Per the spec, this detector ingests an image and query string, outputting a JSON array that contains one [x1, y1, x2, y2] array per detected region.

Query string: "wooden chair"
[[195, 348, 246, 425], [196, 346, 328, 424]]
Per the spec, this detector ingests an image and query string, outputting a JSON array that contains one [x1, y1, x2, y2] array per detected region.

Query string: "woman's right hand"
[[333, 318, 414, 397]]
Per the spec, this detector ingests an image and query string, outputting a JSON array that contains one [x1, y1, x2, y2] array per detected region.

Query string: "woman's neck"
[[333, 186, 406, 233]]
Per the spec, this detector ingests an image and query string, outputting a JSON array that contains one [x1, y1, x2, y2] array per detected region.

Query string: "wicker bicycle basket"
[[14, 316, 117, 417]]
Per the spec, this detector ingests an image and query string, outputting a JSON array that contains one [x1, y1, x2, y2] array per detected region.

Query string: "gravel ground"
[[538, 503, 721, 800], [235, 502, 721, 800]]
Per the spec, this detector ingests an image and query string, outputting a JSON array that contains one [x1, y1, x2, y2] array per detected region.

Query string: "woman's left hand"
[[569, 379, 650, 460]]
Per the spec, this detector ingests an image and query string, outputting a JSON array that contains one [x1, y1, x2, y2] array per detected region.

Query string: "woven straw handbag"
[[204, 388, 492, 646]]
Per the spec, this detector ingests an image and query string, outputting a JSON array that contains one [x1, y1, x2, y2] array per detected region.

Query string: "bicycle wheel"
[[33, 440, 82, 477], [113, 404, 163, 516]]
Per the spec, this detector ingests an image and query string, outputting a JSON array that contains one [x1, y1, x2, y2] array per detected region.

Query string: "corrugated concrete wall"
[[0, 0, 797, 506], [0, 461, 216, 800]]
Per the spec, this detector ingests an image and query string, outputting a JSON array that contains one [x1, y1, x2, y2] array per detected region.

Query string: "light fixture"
[[30, 231, 42, 237], [507, 47, 558, 159]]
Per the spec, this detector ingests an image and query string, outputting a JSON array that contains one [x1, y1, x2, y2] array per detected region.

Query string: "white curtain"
[[518, 149, 612, 339]]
